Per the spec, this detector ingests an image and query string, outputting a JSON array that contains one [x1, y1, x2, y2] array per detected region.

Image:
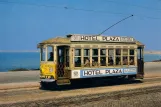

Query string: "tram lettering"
[[110, 37, 120, 41], [81, 36, 98, 41], [105, 69, 122, 74], [83, 70, 102, 76], [102, 37, 120, 42], [105, 70, 111, 74]]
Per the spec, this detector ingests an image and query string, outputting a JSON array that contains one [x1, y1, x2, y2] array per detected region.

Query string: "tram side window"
[[47, 46, 54, 61], [92, 49, 98, 66], [40, 48, 45, 61], [84, 49, 90, 67], [129, 49, 135, 65], [116, 49, 121, 65], [108, 49, 114, 66], [74, 49, 81, 67], [123, 49, 128, 65], [100, 49, 106, 66]]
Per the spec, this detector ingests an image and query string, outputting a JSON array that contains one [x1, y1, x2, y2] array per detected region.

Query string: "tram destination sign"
[[70, 35, 135, 42]]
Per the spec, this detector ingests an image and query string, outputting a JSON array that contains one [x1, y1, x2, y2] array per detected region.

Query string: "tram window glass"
[[130, 49, 134, 55], [74, 57, 81, 67], [84, 49, 90, 67], [100, 49, 106, 66], [66, 49, 69, 67], [75, 49, 81, 56], [47, 46, 54, 61], [58, 49, 64, 63], [123, 49, 128, 65], [74, 49, 81, 67], [40, 48, 45, 61], [129, 49, 135, 65], [92, 49, 98, 56], [115, 49, 121, 65], [92, 49, 98, 66], [84, 49, 90, 56], [108, 49, 114, 66], [123, 56, 128, 65], [130, 56, 134, 65]]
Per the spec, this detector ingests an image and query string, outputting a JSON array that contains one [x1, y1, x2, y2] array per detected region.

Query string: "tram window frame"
[[40, 47, 45, 61], [100, 49, 106, 66], [123, 49, 128, 65], [92, 49, 98, 67], [108, 49, 114, 66], [115, 49, 121, 66], [74, 49, 81, 67], [65, 49, 69, 67], [84, 49, 90, 67], [129, 49, 135, 65]]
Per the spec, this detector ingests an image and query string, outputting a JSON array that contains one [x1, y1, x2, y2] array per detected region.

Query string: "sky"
[[0, 0, 161, 51]]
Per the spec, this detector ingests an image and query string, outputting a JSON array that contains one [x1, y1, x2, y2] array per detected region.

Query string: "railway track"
[[0, 77, 161, 107]]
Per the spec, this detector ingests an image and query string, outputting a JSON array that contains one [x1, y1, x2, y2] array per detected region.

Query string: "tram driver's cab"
[[39, 45, 70, 85]]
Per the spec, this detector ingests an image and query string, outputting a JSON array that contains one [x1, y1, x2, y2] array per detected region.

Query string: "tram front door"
[[56, 46, 70, 85]]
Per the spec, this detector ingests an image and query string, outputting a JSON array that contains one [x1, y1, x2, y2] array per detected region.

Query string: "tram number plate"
[[83, 69, 123, 76]]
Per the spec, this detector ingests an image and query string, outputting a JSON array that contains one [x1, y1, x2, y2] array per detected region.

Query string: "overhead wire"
[[0, 1, 161, 20], [104, 0, 161, 12]]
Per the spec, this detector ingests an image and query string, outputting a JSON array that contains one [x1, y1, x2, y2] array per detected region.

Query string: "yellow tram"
[[37, 34, 144, 88]]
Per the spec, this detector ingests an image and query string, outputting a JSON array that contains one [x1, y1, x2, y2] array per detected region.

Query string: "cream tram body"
[[37, 34, 144, 87]]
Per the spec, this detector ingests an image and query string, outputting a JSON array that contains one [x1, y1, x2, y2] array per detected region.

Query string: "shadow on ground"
[[40, 78, 143, 91]]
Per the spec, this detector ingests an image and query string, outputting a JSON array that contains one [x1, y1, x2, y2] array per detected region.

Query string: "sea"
[[0, 52, 161, 72]]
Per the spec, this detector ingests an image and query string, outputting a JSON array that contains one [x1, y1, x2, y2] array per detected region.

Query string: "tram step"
[[56, 78, 71, 85]]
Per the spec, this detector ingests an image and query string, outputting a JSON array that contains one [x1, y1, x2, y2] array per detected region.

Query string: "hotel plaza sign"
[[70, 35, 135, 42]]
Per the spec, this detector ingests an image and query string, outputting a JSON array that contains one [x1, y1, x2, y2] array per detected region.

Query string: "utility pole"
[[98, 15, 133, 35]]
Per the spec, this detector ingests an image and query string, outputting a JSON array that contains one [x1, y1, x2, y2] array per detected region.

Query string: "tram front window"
[[47, 46, 54, 61], [48, 52, 54, 61], [40, 46, 54, 61], [40, 48, 45, 61]]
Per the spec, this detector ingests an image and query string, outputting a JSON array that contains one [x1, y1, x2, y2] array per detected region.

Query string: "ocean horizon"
[[0, 52, 160, 72]]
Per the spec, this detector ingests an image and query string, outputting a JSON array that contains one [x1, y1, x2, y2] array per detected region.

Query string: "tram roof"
[[37, 34, 144, 47]]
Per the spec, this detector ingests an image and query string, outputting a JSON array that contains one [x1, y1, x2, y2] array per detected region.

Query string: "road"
[[0, 77, 161, 106], [0, 62, 161, 84], [0, 62, 160, 106]]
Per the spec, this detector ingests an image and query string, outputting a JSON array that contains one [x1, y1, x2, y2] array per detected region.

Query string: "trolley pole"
[[98, 15, 133, 35]]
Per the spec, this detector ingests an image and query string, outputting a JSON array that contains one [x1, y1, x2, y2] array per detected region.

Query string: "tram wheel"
[[40, 82, 58, 90], [40, 82, 48, 89]]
